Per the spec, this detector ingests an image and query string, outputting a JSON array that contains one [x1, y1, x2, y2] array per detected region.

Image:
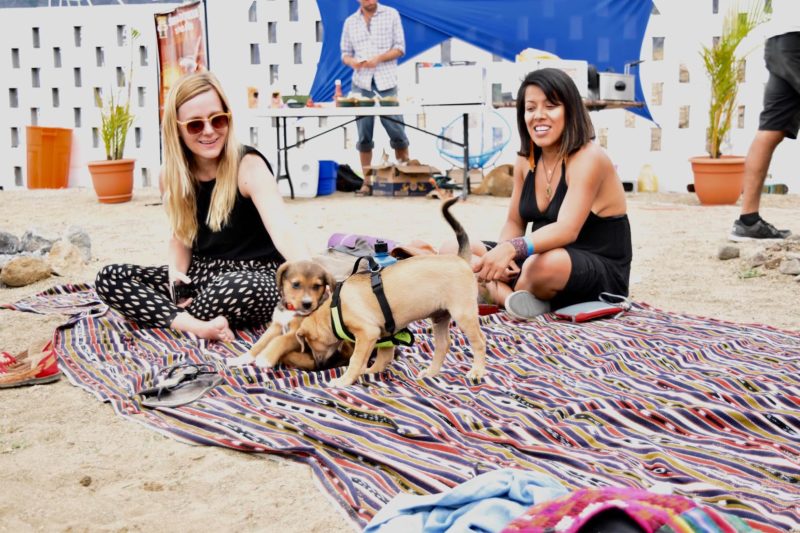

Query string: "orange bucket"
[[26, 126, 73, 189]]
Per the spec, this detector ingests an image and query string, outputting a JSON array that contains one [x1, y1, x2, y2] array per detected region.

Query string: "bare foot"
[[171, 312, 234, 342]]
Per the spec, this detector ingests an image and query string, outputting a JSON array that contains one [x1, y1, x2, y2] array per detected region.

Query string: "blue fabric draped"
[[311, 0, 653, 120]]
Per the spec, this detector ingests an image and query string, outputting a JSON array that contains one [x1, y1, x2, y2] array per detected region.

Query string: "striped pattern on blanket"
[[9, 285, 800, 531]]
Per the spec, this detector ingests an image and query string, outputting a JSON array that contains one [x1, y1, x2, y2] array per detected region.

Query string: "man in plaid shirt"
[[341, 0, 410, 195]]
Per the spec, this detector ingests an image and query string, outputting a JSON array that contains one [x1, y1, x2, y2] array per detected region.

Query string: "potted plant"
[[87, 28, 139, 204], [689, 2, 768, 205]]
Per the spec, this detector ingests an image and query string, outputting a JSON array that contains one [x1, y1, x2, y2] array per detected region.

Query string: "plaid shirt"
[[340, 4, 405, 92]]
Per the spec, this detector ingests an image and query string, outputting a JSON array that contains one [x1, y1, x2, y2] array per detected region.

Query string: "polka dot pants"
[[95, 255, 282, 330]]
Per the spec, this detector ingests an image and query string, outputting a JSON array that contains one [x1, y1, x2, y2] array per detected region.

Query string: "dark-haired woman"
[[471, 68, 632, 319]]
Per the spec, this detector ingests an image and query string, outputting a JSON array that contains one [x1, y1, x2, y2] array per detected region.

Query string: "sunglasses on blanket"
[[177, 112, 230, 135]]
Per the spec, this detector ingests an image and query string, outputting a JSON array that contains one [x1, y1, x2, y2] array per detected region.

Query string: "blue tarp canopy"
[[311, 0, 653, 120]]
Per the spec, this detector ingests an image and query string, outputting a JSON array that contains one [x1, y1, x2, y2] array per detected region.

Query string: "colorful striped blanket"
[[6, 284, 800, 531]]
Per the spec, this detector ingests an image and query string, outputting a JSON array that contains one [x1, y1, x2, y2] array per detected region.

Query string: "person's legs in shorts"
[[735, 33, 799, 239]]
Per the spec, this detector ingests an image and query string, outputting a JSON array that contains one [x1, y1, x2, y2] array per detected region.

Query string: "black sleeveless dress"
[[518, 161, 632, 309], [193, 145, 284, 262]]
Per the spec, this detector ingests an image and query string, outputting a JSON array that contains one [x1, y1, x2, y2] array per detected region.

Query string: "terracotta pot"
[[87, 159, 135, 204], [689, 155, 745, 205]]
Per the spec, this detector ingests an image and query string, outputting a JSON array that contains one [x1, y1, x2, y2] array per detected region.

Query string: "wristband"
[[507, 237, 534, 260]]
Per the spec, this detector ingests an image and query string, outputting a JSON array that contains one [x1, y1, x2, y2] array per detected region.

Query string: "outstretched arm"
[[238, 154, 310, 262]]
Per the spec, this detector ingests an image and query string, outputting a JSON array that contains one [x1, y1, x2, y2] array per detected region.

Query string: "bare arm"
[[238, 154, 310, 262], [159, 169, 192, 287]]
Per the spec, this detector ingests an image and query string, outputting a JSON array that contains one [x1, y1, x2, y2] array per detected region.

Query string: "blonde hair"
[[161, 71, 242, 247]]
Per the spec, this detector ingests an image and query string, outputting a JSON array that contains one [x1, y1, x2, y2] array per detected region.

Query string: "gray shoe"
[[504, 290, 550, 320], [729, 219, 790, 242]]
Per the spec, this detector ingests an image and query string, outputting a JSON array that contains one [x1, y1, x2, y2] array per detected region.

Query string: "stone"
[[764, 256, 782, 270], [747, 251, 767, 268], [65, 226, 92, 261], [48, 240, 86, 276], [0, 256, 51, 287], [717, 245, 739, 260], [20, 228, 57, 254], [0, 231, 20, 254], [778, 258, 800, 276]]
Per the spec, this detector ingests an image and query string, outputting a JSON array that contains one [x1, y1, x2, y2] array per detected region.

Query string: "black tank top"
[[193, 146, 284, 262], [518, 162, 632, 262]]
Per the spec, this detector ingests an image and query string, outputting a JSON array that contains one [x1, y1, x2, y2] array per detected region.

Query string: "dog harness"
[[330, 256, 414, 348]]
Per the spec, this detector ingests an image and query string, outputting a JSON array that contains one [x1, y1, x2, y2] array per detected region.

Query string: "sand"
[[1, 187, 798, 531]]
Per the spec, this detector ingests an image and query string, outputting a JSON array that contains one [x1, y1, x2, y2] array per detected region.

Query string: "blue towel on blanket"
[[364, 468, 568, 533]]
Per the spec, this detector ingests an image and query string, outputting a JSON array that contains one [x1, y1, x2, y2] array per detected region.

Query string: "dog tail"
[[442, 196, 470, 263]]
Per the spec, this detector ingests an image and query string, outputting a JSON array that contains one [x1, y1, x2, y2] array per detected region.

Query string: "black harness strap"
[[328, 257, 414, 348]]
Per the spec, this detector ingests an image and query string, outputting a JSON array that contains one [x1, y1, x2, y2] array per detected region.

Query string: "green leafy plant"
[[95, 28, 139, 160], [700, 2, 768, 158]]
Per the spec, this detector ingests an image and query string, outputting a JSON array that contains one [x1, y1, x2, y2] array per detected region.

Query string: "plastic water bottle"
[[373, 240, 397, 269]]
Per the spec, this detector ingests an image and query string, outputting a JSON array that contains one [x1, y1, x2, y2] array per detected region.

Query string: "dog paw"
[[226, 353, 255, 367], [329, 377, 354, 388], [466, 367, 486, 382], [417, 367, 440, 379], [254, 356, 275, 369]]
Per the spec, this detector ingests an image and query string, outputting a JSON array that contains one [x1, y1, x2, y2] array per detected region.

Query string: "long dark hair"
[[516, 68, 594, 165]]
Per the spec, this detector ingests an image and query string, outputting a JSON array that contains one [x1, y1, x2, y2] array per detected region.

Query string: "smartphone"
[[553, 301, 624, 323]]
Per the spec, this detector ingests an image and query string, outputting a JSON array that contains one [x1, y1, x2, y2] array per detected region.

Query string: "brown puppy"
[[228, 260, 335, 370], [296, 197, 487, 387]]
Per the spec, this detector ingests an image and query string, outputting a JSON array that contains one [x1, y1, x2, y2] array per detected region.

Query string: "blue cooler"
[[318, 160, 338, 196]]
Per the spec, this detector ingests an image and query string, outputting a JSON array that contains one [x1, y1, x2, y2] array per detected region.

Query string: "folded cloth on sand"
[[501, 486, 758, 533], [364, 468, 567, 533]]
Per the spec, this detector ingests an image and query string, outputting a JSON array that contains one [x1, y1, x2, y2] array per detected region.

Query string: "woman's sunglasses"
[[177, 112, 230, 135]]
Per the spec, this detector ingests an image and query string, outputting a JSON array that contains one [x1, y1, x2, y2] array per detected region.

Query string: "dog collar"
[[329, 258, 414, 348]]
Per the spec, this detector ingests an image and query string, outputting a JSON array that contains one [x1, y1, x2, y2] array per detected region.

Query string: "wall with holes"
[[1, 0, 798, 194], [0, 4, 178, 191]]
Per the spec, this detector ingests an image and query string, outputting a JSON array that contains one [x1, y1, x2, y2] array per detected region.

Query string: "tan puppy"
[[296, 197, 487, 387], [228, 260, 335, 370], [472, 163, 514, 197]]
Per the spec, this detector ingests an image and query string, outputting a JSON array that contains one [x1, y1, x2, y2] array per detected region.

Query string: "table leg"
[[462, 113, 470, 198]]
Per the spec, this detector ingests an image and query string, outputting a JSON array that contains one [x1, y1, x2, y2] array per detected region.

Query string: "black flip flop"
[[135, 363, 222, 408]]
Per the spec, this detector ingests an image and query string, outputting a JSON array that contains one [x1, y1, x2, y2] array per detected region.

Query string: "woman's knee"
[[519, 250, 571, 294]]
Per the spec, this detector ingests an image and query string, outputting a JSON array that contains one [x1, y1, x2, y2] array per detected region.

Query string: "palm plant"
[[700, 2, 768, 158], [96, 28, 139, 160]]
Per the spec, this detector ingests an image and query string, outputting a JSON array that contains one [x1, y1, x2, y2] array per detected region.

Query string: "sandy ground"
[[1, 186, 798, 532]]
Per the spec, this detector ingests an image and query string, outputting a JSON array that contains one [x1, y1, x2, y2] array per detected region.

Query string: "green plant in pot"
[[87, 28, 140, 204], [689, 2, 768, 205]]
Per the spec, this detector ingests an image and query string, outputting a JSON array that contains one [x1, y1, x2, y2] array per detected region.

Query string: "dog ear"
[[324, 271, 336, 292], [276, 262, 290, 296]]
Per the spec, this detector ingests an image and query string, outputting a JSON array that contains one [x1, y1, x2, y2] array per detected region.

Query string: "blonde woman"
[[95, 71, 309, 341]]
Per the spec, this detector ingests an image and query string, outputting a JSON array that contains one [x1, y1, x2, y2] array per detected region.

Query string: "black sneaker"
[[729, 219, 791, 241]]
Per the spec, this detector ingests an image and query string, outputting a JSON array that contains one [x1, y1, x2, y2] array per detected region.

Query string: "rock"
[[747, 251, 767, 268], [764, 256, 782, 270], [65, 226, 92, 261], [48, 240, 85, 276], [0, 231, 20, 254], [778, 258, 800, 276], [79, 475, 92, 487], [0, 256, 51, 287], [717, 245, 739, 260], [20, 228, 57, 254]]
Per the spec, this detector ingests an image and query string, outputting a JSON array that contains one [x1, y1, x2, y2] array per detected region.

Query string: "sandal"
[[355, 184, 373, 196], [135, 363, 222, 408], [0, 340, 62, 389]]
